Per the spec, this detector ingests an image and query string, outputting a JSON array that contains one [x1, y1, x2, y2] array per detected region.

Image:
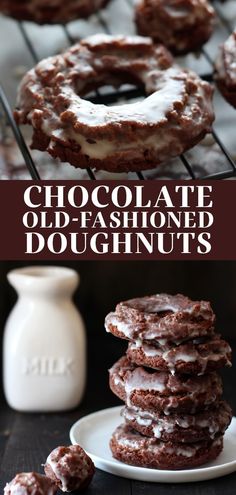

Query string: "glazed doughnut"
[[122, 401, 232, 443], [4, 473, 57, 495], [15, 34, 214, 173], [135, 0, 215, 55], [109, 356, 223, 414], [105, 293, 216, 344], [0, 0, 109, 24], [110, 424, 223, 470], [44, 445, 95, 492], [127, 334, 232, 375], [215, 31, 236, 108]]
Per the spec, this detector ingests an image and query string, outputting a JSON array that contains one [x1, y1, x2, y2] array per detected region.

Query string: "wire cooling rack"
[[0, 0, 236, 180]]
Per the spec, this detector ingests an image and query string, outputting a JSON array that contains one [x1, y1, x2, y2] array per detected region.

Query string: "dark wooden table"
[[1, 349, 236, 495]]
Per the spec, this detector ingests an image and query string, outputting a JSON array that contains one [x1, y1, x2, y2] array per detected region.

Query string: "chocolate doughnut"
[[127, 334, 232, 375], [15, 35, 214, 173], [4, 473, 57, 495], [44, 445, 95, 492], [110, 424, 223, 470], [135, 0, 215, 55], [122, 401, 232, 443], [105, 294, 215, 344], [215, 31, 236, 109], [0, 0, 109, 24], [109, 356, 222, 414]]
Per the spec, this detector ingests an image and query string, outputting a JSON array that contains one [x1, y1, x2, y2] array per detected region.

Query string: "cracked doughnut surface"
[[4, 472, 57, 495], [215, 31, 236, 108], [0, 0, 109, 24], [110, 424, 223, 470], [122, 401, 232, 443], [126, 334, 232, 375], [105, 293, 216, 343], [135, 0, 215, 55], [44, 445, 95, 492], [15, 34, 214, 173], [109, 356, 223, 413]]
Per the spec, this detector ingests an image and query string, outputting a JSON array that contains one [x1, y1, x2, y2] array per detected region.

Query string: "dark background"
[[0, 260, 235, 411]]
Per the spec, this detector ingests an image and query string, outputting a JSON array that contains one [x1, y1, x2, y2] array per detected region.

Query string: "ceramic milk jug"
[[3, 265, 86, 412]]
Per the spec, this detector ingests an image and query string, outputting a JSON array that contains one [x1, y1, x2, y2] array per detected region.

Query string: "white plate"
[[70, 406, 236, 483]]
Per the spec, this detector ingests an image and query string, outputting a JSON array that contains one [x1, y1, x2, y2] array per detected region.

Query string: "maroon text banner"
[[0, 180, 235, 260]]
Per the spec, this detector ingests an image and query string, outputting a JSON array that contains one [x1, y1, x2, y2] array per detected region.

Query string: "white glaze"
[[60, 74, 184, 127], [16, 33, 213, 167], [215, 32, 236, 84], [40, 74, 185, 161], [122, 405, 224, 440], [4, 473, 56, 495], [46, 456, 68, 492], [129, 338, 230, 376], [105, 313, 134, 339], [83, 33, 153, 48], [124, 367, 166, 407], [105, 291, 214, 344], [223, 32, 236, 79], [114, 426, 218, 458], [111, 355, 222, 414]]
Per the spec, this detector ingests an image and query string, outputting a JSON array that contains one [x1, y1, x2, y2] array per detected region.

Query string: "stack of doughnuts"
[[135, 0, 215, 55], [0, 0, 109, 24], [105, 293, 232, 469]]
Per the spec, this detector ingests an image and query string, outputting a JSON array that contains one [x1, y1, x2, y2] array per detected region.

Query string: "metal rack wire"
[[0, 0, 236, 180]]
